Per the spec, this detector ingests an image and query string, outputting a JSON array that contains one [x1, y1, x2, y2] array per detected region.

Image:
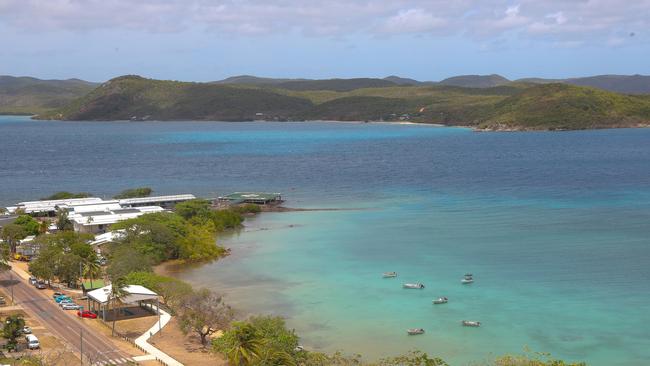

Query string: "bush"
[[41, 191, 91, 200], [113, 187, 153, 199], [13, 215, 40, 236]]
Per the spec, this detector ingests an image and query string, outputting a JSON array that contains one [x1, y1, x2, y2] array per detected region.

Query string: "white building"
[[71, 206, 165, 234], [7, 197, 104, 215], [118, 194, 196, 209]]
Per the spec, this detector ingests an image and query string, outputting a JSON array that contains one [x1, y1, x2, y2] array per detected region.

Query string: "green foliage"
[[55, 208, 73, 231], [122, 271, 193, 310], [2, 314, 25, 351], [214, 316, 299, 366], [174, 199, 212, 220], [106, 245, 154, 279], [493, 351, 586, 366], [1, 224, 26, 253], [375, 351, 448, 366], [38, 74, 650, 130], [178, 223, 226, 261], [234, 204, 262, 214], [178, 288, 233, 345], [113, 187, 153, 199], [13, 215, 40, 236], [29, 231, 95, 286], [41, 191, 92, 200], [0, 75, 97, 115]]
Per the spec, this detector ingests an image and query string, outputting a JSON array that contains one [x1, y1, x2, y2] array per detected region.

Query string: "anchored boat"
[[462, 320, 481, 327], [382, 272, 398, 278], [403, 283, 425, 289], [461, 278, 474, 284], [433, 297, 448, 304], [407, 328, 425, 335]]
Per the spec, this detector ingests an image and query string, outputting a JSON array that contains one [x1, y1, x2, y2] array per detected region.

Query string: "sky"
[[1, 0, 649, 82]]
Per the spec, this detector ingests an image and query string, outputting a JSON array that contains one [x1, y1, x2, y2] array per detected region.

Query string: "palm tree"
[[226, 323, 263, 366], [82, 259, 101, 292], [109, 277, 128, 336]]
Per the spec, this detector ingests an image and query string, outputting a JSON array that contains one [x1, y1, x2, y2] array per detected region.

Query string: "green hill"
[[38, 75, 650, 130], [41, 75, 313, 121], [0, 76, 97, 115], [439, 74, 511, 88]]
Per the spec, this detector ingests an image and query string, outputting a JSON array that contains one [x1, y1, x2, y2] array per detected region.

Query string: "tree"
[[82, 259, 102, 291], [3, 314, 26, 351], [109, 277, 128, 336], [113, 187, 153, 199], [174, 199, 212, 220], [215, 322, 263, 366], [1, 224, 26, 254], [13, 215, 40, 236], [41, 191, 91, 200], [0, 243, 10, 272], [376, 351, 448, 366], [179, 288, 233, 346], [38, 219, 50, 234], [55, 208, 73, 231], [106, 245, 154, 279]]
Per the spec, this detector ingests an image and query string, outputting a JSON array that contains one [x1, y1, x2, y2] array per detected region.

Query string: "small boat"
[[462, 320, 481, 327], [407, 328, 425, 335], [433, 297, 448, 304], [382, 272, 398, 278], [461, 278, 474, 284], [403, 283, 425, 289], [464, 273, 473, 278]]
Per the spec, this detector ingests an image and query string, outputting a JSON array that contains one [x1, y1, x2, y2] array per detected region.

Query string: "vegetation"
[[13, 215, 40, 236], [123, 271, 193, 311], [1, 224, 26, 254], [178, 289, 233, 345], [40, 191, 92, 200], [0, 75, 97, 115], [113, 187, 153, 199], [37, 74, 650, 130], [28, 231, 95, 286], [2, 314, 26, 351]]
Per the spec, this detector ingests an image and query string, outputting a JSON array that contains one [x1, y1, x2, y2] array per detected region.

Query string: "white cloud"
[[0, 0, 648, 47]]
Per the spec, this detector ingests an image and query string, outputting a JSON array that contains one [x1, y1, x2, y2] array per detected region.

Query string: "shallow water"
[[1, 116, 649, 365]]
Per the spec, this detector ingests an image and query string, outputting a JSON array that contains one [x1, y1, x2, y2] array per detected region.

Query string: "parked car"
[[61, 303, 80, 310], [28, 277, 37, 285], [25, 334, 40, 349], [22, 326, 32, 334], [77, 311, 97, 319], [52, 292, 64, 299], [35, 281, 47, 289], [58, 299, 74, 306], [54, 295, 72, 303]]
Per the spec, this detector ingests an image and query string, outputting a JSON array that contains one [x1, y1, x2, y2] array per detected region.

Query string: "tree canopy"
[[113, 187, 153, 199], [40, 191, 92, 200]]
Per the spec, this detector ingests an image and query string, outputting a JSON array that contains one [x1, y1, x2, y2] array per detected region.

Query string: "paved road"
[[0, 270, 134, 365]]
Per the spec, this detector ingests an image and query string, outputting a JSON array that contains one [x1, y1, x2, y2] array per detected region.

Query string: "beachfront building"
[[217, 192, 283, 205], [86, 284, 160, 323], [6, 197, 104, 216], [118, 194, 196, 209], [70, 205, 165, 234]]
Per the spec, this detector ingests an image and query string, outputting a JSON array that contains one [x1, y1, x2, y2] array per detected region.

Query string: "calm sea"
[[1, 115, 649, 365]]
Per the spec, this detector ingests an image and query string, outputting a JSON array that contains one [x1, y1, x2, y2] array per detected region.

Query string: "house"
[[70, 206, 165, 234]]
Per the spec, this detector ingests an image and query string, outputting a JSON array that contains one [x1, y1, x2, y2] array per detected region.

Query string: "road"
[[0, 270, 134, 365]]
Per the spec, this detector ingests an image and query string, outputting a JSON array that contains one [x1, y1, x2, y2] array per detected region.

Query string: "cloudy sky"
[[1, 0, 648, 82]]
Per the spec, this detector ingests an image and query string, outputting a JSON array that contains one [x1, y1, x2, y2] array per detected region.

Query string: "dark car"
[[35, 281, 47, 289]]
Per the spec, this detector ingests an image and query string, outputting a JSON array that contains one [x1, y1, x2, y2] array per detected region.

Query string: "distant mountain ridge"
[[0, 75, 98, 114], [35, 74, 650, 131]]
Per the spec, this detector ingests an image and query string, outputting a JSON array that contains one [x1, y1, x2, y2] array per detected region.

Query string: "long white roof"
[[119, 194, 196, 205], [71, 206, 165, 226], [90, 230, 126, 246], [87, 284, 158, 305], [14, 197, 104, 214]]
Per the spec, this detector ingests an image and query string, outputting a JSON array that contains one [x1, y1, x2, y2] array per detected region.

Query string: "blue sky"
[[1, 0, 648, 82]]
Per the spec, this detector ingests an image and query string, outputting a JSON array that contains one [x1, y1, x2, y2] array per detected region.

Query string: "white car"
[[61, 303, 80, 310], [25, 334, 40, 349], [58, 299, 74, 306], [22, 326, 32, 334]]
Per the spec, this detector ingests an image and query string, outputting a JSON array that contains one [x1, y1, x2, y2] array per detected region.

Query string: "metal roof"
[[118, 194, 196, 205]]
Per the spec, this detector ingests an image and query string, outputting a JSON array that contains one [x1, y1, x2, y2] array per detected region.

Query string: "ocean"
[[1, 115, 649, 365]]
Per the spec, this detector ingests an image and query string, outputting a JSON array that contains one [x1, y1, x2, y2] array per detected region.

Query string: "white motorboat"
[[382, 272, 398, 278], [461, 278, 474, 284], [407, 328, 425, 335], [462, 320, 481, 327], [433, 297, 448, 304], [403, 283, 425, 289]]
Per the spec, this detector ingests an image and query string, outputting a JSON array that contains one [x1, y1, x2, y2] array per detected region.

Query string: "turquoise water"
[[1, 116, 649, 365]]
